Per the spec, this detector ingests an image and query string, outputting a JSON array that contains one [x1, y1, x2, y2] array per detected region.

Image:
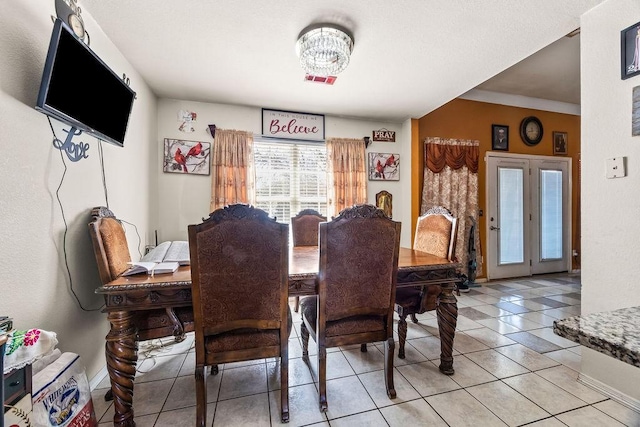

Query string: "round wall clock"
[[55, 0, 88, 43], [68, 12, 85, 39], [519, 116, 543, 146]]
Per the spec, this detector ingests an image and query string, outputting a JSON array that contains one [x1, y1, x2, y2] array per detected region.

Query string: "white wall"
[[155, 99, 413, 246], [580, 0, 640, 400], [0, 3, 412, 384], [0, 1, 157, 379]]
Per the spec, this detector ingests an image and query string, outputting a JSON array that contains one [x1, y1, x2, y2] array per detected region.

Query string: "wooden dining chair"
[[394, 205, 459, 358], [290, 209, 326, 312], [188, 204, 291, 425], [88, 206, 193, 343], [299, 204, 401, 412]]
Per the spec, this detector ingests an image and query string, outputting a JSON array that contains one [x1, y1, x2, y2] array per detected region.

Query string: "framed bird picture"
[[368, 152, 400, 181], [163, 138, 211, 175]]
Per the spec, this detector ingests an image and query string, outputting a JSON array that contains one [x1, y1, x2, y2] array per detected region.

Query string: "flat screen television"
[[36, 18, 136, 148]]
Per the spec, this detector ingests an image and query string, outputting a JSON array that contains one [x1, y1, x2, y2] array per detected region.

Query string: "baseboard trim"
[[89, 364, 109, 391], [578, 372, 640, 412]]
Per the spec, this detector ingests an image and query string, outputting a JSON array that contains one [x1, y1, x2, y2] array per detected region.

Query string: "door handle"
[[490, 226, 500, 231]]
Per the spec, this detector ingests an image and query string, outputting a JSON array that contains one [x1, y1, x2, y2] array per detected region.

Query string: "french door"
[[486, 154, 571, 280]]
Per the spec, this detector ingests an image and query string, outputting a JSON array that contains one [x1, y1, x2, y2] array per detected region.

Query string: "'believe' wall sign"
[[262, 108, 325, 141]]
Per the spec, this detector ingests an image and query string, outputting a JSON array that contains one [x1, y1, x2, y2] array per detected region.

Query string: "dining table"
[[96, 246, 462, 427]]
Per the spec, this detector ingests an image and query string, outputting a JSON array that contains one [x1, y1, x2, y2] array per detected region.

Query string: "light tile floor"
[[93, 273, 640, 426]]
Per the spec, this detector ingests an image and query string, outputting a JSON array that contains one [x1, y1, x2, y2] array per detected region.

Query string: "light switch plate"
[[606, 157, 625, 178]]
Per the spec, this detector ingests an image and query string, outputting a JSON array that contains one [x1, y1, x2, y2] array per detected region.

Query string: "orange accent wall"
[[414, 98, 581, 278], [410, 118, 420, 243]]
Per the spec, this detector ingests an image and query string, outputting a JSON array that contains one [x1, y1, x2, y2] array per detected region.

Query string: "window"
[[254, 139, 327, 223]]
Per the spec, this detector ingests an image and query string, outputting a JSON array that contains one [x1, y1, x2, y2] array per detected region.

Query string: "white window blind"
[[254, 139, 327, 223]]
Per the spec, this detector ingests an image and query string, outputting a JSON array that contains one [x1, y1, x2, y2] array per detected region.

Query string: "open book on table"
[[122, 261, 180, 276], [141, 240, 190, 265]]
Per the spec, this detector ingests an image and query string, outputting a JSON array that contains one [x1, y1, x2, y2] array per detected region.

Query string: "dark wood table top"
[[97, 246, 460, 293]]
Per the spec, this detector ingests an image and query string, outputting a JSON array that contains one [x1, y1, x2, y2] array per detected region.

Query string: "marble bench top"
[[553, 306, 640, 368]]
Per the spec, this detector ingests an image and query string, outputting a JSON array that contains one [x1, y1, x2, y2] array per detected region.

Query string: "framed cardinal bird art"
[[163, 138, 211, 175], [368, 152, 400, 181]]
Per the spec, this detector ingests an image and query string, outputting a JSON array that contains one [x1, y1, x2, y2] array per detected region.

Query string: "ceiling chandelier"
[[296, 24, 354, 77]]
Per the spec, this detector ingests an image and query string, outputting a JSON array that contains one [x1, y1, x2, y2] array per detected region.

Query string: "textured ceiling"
[[80, 1, 599, 122], [476, 32, 582, 105]]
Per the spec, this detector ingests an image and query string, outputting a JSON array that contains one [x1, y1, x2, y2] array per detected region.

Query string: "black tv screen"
[[36, 19, 136, 148]]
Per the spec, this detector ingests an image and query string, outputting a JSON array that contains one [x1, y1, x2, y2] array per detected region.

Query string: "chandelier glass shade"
[[296, 25, 354, 76]]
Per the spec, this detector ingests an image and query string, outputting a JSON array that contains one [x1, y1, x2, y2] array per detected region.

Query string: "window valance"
[[424, 138, 479, 173]]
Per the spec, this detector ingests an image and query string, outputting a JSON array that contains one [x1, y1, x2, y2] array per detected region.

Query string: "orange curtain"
[[210, 129, 255, 212], [425, 138, 479, 173], [421, 137, 481, 275], [326, 137, 367, 217]]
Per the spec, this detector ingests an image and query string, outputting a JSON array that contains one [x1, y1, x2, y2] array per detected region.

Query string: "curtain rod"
[[253, 135, 326, 146]]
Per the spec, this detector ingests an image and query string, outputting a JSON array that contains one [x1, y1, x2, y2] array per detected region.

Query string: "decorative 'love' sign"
[[261, 109, 325, 141]]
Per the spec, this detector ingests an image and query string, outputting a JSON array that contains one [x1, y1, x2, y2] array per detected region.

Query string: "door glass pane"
[[540, 169, 563, 260], [499, 167, 524, 264]]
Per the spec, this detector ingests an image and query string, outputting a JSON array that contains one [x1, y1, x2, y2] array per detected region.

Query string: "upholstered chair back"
[[321, 205, 400, 324], [88, 206, 132, 284], [291, 209, 326, 247], [413, 206, 458, 261], [189, 204, 288, 335]]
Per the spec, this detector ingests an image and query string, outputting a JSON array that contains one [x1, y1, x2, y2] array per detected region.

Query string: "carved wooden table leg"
[[106, 310, 139, 427], [436, 282, 458, 375], [397, 316, 408, 359]]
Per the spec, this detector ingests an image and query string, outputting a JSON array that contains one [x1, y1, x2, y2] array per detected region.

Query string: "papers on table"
[[123, 261, 179, 276], [141, 241, 190, 265]]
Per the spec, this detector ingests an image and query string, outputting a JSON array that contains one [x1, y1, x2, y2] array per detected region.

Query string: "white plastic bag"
[[31, 352, 98, 427]]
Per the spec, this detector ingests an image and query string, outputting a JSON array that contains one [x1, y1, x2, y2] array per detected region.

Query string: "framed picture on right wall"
[[553, 131, 568, 155], [621, 21, 640, 80], [491, 124, 509, 151]]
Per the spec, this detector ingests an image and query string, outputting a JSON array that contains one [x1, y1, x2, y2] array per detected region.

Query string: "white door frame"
[[485, 152, 572, 280]]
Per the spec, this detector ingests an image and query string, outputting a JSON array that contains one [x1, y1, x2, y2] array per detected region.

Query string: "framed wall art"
[[163, 138, 211, 175], [368, 152, 400, 181], [621, 21, 640, 80], [553, 131, 568, 155], [376, 190, 392, 218], [491, 124, 509, 151]]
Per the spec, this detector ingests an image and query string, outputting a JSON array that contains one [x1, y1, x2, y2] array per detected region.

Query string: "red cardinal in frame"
[[375, 159, 385, 179], [174, 148, 188, 173], [385, 153, 396, 168], [186, 142, 202, 158]]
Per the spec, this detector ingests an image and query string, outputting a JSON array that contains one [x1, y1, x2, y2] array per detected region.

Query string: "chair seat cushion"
[[299, 297, 385, 337], [395, 285, 440, 314], [205, 307, 292, 353], [395, 287, 422, 308]]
